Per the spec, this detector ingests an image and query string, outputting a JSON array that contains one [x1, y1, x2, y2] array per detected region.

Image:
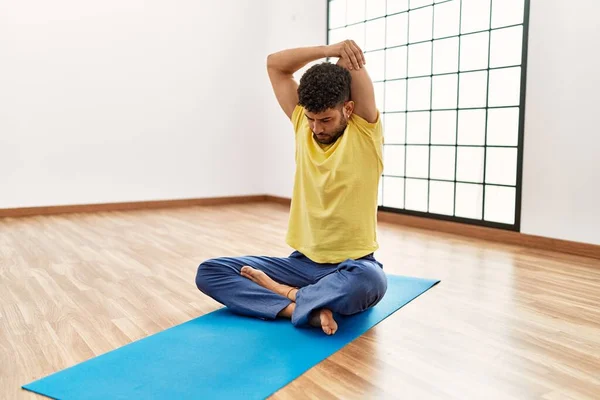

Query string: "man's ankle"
[[286, 287, 299, 301], [277, 302, 295, 319]]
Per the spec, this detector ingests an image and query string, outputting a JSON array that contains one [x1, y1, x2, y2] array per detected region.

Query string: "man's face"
[[305, 105, 350, 145]]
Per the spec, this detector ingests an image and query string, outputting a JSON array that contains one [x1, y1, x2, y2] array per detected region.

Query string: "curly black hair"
[[297, 62, 351, 113]]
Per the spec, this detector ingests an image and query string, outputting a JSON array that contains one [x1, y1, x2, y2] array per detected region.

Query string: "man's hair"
[[297, 62, 351, 113]]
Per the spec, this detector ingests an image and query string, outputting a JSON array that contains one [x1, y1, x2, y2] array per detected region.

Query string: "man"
[[195, 40, 386, 335]]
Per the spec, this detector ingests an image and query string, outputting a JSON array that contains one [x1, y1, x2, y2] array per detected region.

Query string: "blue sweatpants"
[[195, 250, 388, 327]]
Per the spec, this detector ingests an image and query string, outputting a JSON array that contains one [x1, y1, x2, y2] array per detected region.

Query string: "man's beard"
[[313, 119, 348, 145]]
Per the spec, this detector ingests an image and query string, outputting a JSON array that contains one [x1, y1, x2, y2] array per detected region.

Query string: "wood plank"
[[0, 195, 267, 218], [1, 203, 599, 399]]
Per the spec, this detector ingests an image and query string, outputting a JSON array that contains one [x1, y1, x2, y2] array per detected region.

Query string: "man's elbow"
[[266, 55, 293, 77], [266, 54, 282, 72], [363, 108, 379, 124]]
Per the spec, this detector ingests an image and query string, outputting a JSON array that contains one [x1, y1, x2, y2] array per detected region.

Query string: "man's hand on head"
[[326, 40, 366, 71], [328, 40, 378, 123]]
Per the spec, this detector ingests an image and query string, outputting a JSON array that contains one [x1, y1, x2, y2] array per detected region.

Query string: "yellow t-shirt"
[[286, 104, 384, 264]]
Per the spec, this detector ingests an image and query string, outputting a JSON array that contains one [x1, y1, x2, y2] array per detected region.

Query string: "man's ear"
[[344, 101, 355, 118]]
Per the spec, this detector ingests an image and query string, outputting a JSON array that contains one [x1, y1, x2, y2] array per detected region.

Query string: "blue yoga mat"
[[23, 275, 439, 399]]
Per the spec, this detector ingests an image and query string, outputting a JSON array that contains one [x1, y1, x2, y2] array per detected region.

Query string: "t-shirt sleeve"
[[291, 104, 305, 134], [351, 110, 383, 142]]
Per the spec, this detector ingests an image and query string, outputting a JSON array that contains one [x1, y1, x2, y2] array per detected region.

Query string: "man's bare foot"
[[309, 309, 338, 335], [240, 266, 298, 300]]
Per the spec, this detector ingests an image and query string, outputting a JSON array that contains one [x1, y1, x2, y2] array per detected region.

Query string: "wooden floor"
[[1, 202, 599, 399]]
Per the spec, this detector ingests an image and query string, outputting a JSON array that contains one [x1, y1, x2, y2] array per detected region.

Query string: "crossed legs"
[[195, 253, 387, 336], [240, 265, 338, 335]]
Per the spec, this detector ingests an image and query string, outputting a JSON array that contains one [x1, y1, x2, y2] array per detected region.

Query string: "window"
[[328, 0, 530, 230]]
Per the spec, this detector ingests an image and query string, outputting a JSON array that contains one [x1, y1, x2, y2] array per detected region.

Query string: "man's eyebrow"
[[304, 114, 331, 120]]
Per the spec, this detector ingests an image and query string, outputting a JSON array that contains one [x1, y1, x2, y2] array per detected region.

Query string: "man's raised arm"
[[266, 46, 328, 119], [333, 40, 378, 123], [267, 41, 371, 120]]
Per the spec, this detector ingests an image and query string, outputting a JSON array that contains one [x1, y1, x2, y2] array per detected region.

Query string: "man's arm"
[[266, 46, 327, 119], [266, 41, 367, 120], [335, 43, 378, 124]]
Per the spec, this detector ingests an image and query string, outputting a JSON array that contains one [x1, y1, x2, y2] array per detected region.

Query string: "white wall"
[[521, 0, 600, 245], [262, 0, 327, 198], [0, 0, 267, 208], [263, 0, 600, 246], [2, 1, 598, 246]]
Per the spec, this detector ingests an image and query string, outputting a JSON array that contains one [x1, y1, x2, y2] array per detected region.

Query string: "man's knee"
[[358, 262, 387, 303], [195, 258, 229, 294], [340, 261, 387, 313], [195, 260, 211, 293]]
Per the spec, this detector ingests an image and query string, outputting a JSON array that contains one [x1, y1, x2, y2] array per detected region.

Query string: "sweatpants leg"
[[195, 254, 316, 320], [291, 256, 388, 327]]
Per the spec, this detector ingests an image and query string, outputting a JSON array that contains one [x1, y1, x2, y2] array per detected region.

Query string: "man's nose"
[[312, 122, 323, 134]]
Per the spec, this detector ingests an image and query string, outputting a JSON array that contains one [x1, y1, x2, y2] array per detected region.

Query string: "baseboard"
[[3, 194, 598, 260], [378, 210, 600, 260], [264, 195, 292, 206], [0, 195, 268, 218], [264, 195, 600, 260]]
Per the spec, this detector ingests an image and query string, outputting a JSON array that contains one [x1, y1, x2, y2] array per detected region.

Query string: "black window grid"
[[369, 64, 523, 84], [327, 0, 530, 231]]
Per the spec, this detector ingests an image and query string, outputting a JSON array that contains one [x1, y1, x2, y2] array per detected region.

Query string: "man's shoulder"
[[291, 104, 307, 134], [349, 110, 382, 139]]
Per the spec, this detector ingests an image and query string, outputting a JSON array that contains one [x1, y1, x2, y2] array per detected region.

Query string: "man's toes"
[[320, 310, 338, 335], [241, 266, 256, 277], [323, 323, 337, 335], [240, 266, 255, 281]]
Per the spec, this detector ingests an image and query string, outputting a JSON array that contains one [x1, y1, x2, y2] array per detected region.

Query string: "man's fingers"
[[339, 39, 366, 70], [344, 42, 360, 70], [341, 46, 354, 69], [350, 40, 366, 66]]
